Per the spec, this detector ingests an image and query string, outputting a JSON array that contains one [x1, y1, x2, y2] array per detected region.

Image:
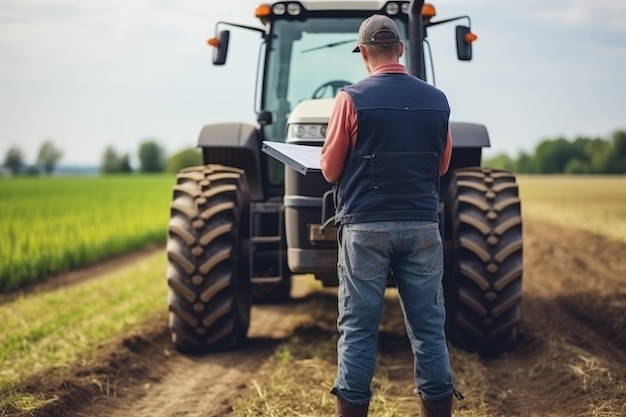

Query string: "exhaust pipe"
[[408, 0, 426, 80]]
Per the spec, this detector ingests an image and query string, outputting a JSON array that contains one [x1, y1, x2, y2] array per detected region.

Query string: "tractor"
[[166, 0, 523, 357]]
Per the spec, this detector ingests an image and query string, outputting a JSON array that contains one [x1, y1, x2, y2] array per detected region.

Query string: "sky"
[[0, 0, 625, 167]]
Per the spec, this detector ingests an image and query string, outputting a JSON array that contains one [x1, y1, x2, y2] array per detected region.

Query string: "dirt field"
[[18, 217, 626, 417]]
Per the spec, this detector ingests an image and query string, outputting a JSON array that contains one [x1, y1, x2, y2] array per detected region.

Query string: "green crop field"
[[0, 175, 175, 292]]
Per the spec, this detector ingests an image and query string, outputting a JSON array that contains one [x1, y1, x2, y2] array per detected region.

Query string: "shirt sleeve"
[[440, 127, 453, 175], [320, 91, 357, 184]]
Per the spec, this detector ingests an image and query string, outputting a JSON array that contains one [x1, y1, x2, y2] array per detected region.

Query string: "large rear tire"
[[167, 165, 251, 354], [444, 167, 523, 357]]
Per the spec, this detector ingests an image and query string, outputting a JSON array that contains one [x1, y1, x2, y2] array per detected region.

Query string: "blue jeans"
[[332, 220, 453, 405]]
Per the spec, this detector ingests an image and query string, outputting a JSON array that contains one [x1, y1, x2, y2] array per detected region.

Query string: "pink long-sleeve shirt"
[[320, 63, 453, 184]]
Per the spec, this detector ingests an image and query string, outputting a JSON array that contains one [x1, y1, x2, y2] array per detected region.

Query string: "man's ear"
[[398, 41, 405, 58]]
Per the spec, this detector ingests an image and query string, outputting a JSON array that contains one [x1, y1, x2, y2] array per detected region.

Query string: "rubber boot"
[[335, 396, 369, 417], [420, 394, 453, 417]]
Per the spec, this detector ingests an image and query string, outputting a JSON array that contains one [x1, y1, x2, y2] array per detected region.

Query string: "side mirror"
[[455, 26, 473, 61], [257, 110, 273, 126], [213, 30, 230, 65]]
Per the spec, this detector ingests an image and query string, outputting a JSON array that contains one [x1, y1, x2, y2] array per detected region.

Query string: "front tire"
[[167, 165, 251, 353], [444, 167, 523, 357]]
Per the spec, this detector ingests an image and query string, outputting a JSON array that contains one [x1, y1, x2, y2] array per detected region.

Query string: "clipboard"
[[261, 141, 322, 175]]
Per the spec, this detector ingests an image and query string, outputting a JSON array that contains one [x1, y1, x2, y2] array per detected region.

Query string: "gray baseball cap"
[[352, 14, 401, 53]]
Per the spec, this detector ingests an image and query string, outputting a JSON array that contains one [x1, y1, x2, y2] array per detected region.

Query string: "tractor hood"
[[287, 98, 335, 125]]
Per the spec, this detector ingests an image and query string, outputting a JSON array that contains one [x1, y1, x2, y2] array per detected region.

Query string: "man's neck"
[[369, 62, 406, 76], [368, 59, 399, 73]]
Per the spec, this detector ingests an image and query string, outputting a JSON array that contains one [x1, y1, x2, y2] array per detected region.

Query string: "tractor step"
[[251, 236, 282, 244], [251, 276, 283, 284], [249, 201, 285, 283]]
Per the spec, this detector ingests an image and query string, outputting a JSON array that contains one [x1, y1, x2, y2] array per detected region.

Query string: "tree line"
[[484, 129, 626, 174], [2, 139, 202, 176], [6, 129, 625, 177], [3, 141, 63, 176]]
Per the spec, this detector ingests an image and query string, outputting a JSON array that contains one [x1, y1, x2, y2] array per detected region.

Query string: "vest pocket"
[[368, 152, 438, 197]]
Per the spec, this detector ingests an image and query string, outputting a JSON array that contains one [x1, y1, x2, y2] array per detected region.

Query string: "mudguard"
[[450, 122, 490, 148], [198, 122, 264, 201]]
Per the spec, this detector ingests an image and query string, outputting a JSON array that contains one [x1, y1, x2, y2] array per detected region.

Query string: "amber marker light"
[[207, 37, 220, 48], [422, 3, 437, 18], [465, 32, 478, 43], [255, 4, 272, 18]]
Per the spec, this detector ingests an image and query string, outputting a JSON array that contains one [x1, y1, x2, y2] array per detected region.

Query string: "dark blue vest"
[[336, 72, 450, 224]]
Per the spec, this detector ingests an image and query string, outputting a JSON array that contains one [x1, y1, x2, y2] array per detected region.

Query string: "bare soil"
[[12, 218, 626, 417]]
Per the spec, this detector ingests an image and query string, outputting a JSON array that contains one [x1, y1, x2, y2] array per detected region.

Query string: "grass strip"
[[0, 251, 166, 412], [232, 289, 494, 417], [232, 333, 407, 417]]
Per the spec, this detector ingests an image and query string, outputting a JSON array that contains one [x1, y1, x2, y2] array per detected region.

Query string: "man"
[[320, 14, 459, 417]]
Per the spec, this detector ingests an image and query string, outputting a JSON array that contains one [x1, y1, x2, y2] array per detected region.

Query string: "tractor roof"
[[294, 0, 407, 11], [255, 1, 418, 26]]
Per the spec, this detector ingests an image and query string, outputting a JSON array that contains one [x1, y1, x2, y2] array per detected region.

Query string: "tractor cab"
[[209, 1, 476, 189]]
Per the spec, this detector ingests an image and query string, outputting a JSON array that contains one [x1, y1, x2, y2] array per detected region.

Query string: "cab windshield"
[[261, 17, 409, 143]]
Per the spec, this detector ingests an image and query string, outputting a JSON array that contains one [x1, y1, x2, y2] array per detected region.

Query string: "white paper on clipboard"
[[261, 141, 322, 175]]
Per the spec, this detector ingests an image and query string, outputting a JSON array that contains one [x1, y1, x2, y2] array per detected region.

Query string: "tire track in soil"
[[103, 345, 273, 417], [77, 283, 320, 417]]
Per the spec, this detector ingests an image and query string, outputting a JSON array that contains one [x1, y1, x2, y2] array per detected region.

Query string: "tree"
[[138, 140, 165, 173], [4, 146, 25, 176], [589, 142, 613, 174], [515, 151, 536, 173], [101, 146, 121, 174], [564, 158, 591, 174], [534, 137, 582, 174], [37, 140, 63, 175], [101, 146, 134, 174], [483, 153, 515, 171], [580, 138, 610, 173], [165, 148, 203, 173], [610, 130, 626, 173], [118, 154, 133, 173]]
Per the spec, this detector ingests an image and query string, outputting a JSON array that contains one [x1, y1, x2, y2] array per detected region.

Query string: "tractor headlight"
[[272, 4, 286, 15], [386, 2, 400, 15], [287, 124, 327, 141], [260, 2, 303, 20], [287, 3, 301, 15], [401, 3, 410, 14]]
